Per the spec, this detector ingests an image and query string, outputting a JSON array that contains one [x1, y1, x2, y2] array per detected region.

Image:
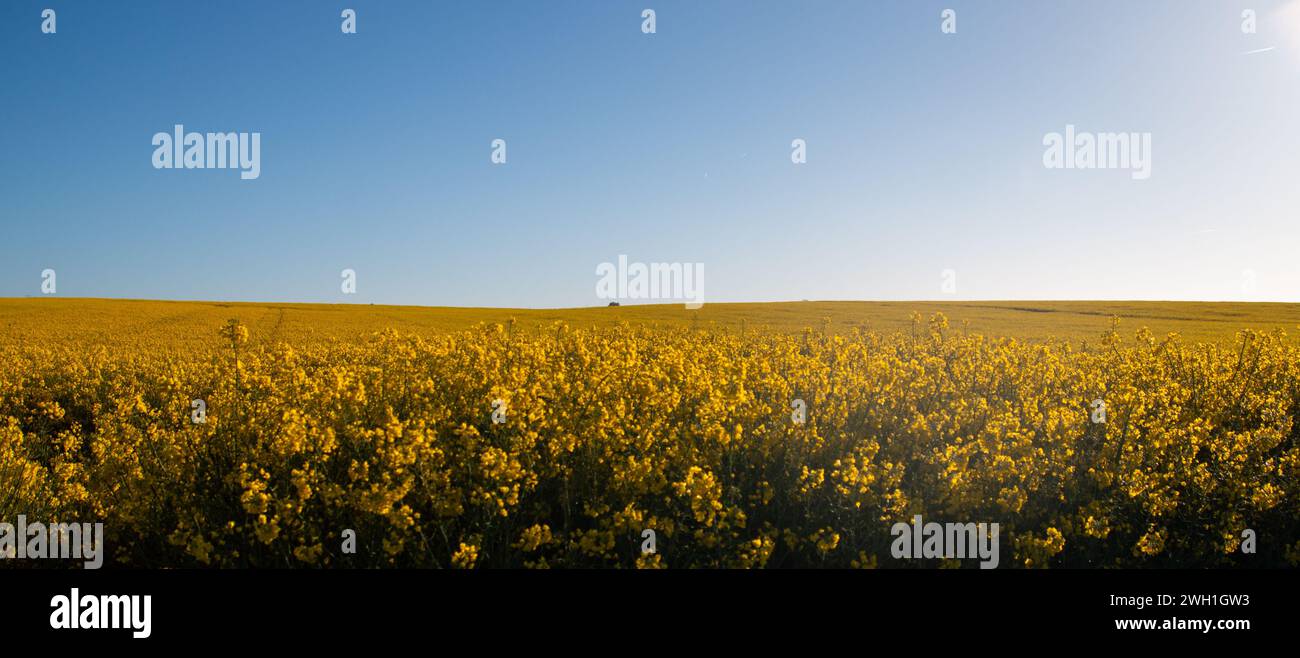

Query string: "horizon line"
[[4, 296, 1300, 310]]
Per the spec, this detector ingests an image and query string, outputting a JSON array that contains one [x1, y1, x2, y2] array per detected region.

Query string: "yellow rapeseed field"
[[2, 298, 1298, 568]]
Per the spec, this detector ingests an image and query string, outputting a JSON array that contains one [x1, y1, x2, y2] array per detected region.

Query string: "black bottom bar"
[[2, 568, 1291, 647]]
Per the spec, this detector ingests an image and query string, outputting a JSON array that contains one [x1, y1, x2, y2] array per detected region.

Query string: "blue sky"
[[2, 0, 1298, 306]]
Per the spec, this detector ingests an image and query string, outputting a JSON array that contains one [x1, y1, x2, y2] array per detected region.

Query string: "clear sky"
[[2, 1, 1298, 307]]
